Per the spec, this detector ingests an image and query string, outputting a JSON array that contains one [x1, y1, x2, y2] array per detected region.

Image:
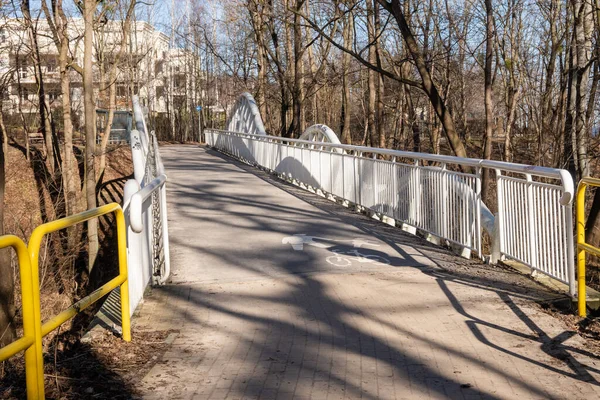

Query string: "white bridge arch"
[[299, 124, 342, 144], [227, 93, 342, 145], [226, 92, 267, 136]]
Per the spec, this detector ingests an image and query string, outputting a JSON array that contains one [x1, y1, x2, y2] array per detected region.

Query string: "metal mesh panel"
[[142, 131, 166, 284]]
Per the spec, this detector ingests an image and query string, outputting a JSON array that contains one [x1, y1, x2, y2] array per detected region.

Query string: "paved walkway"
[[134, 145, 600, 399]]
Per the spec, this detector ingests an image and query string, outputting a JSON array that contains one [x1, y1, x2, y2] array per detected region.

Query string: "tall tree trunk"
[[248, 0, 268, 123], [374, 2, 385, 148], [581, 3, 600, 246], [283, 0, 294, 136], [504, 88, 518, 162], [482, 0, 495, 201], [574, 0, 593, 177], [366, 0, 377, 147], [564, 0, 592, 178], [56, 0, 77, 216], [14, 56, 30, 161], [83, 0, 98, 272], [22, 0, 59, 173], [340, 11, 353, 144], [0, 110, 15, 347], [292, 0, 306, 137]]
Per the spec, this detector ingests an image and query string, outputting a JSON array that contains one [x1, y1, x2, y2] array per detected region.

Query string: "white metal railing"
[[206, 128, 576, 296], [122, 96, 171, 315]]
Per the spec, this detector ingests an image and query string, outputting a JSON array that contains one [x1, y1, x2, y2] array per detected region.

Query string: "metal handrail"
[[0, 203, 131, 399], [130, 173, 167, 233], [207, 128, 574, 205]]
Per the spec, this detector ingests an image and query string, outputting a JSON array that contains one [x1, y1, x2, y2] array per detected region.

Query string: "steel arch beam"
[[226, 92, 267, 136], [299, 124, 342, 144]]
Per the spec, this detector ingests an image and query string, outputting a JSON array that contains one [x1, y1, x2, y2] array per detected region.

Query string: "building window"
[[117, 85, 127, 97], [46, 60, 57, 73], [18, 64, 27, 79], [174, 77, 184, 89]]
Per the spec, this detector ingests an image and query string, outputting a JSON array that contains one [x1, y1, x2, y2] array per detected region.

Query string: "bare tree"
[[83, 0, 98, 272], [481, 0, 496, 200]]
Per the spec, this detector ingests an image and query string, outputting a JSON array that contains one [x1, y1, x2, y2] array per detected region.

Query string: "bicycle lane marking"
[[282, 233, 393, 267]]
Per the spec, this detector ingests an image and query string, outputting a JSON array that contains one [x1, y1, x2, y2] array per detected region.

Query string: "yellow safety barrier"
[[0, 235, 43, 399], [0, 203, 131, 399], [576, 177, 600, 317]]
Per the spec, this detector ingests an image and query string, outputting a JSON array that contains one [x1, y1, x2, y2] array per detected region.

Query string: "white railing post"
[[475, 166, 483, 259], [156, 183, 171, 285], [404, 160, 419, 235], [525, 174, 538, 273], [441, 163, 448, 241], [392, 157, 398, 222], [493, 170, 504, 264]]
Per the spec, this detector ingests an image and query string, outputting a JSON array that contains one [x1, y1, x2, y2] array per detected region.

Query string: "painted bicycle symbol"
[[325, 249, 390, 267]]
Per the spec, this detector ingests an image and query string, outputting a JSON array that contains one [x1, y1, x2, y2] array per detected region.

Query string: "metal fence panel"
[[206, 129, 575, 296]]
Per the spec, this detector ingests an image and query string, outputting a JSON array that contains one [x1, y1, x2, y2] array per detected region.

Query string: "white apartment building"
[[0, 17, 197, 126]]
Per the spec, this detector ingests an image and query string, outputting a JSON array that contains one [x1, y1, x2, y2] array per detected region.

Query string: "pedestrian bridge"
[[2, 93, 600, 399]]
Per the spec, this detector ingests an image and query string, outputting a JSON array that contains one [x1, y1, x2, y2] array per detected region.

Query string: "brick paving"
[[133, 146, 600, 399]]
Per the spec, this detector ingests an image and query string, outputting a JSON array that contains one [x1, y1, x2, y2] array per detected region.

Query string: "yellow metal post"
[[574, 177, 600, 317], [28, 203, 133, 397], [576, 182, 587, 317], [0, 203, 132, 399], [0, 235, 43, 399], [115, 207, 131, 342]]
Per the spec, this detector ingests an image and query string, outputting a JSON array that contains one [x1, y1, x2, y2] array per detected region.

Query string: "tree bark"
[[366, 0, 377, 147], [22, 0, 59, 173], [53, 0, 78, 216], [482, 0, 495, 201], [292, 0, 306, 137], [564, 0, 592, 179], [0, 109, 15, 347], [84, 0, 98, 272], [340, 10, 353, 144]]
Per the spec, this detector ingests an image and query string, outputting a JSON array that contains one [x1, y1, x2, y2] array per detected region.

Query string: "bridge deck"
[[134, 145, 600, 399]]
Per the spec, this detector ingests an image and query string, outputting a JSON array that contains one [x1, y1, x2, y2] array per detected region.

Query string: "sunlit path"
[[133, 145, 600, 400]]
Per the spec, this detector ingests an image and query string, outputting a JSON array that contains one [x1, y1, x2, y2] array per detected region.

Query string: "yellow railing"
[[575, 177, 600, 318], [0, 203, 131, 399], [0, 235, 42, 399]]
